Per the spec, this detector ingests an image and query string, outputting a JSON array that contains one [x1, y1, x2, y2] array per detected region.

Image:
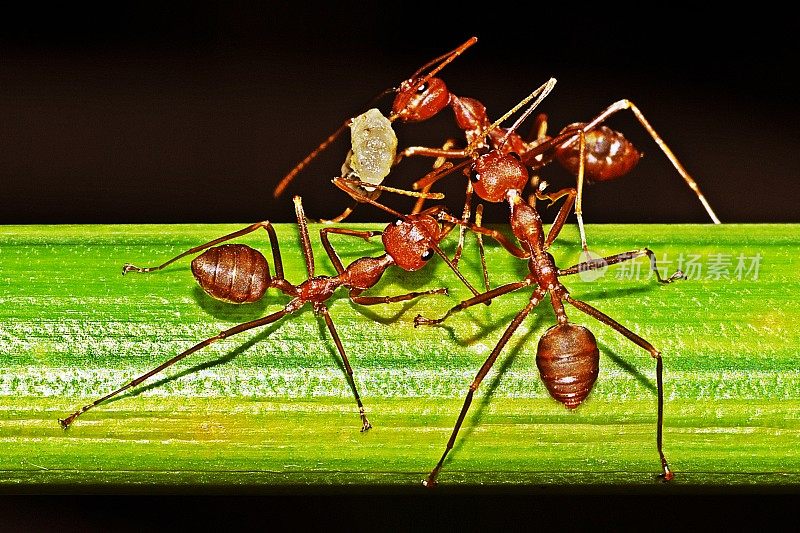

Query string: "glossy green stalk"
[[0, 223, 798, 491]]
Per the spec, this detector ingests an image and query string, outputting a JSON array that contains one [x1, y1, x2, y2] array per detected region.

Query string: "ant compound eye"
[[416, 82, 428, 94], [510, 152, 522, 161], [469, 169, 481, 183], [421, 249, 434, 261], [394, 218, 404, 226]]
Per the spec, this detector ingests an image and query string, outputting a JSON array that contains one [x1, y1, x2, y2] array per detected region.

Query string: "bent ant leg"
[[558, 248, 685, 284], [583, 99, 720, 225], [349, 287, 448, 307], [59, 303, 299, 429], [320, 227, 383, 274], [323, 176, 446, 224], [411, 139, 459, 215], [315, 302, 372, 432], [414, 279, 532, 327], [437, 211, 530, 260], [562, 294, 673, 481], [532, 186, 578, 250], [122, 221, 285, 280], [474, 204, 490, 292], [319, 200, 360, 225], [423, 288, 546, 487]]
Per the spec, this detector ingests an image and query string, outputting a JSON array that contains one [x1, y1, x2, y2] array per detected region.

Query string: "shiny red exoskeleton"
[[396, 47, 721, 249], [272, 37, 479, 223], [59, 194, 479, 432], [413, 95, 686, 487]]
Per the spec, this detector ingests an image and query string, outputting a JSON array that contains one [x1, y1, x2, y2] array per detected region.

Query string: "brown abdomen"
[[191, 244, 269, 303], [555, 125, 641, 182], [536, 323, 600, 409]]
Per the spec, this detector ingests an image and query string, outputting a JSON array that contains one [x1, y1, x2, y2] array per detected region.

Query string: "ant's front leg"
[[319, 227, 383, 275], [414, 279, 533, 327], [558, 247, 685, 284]]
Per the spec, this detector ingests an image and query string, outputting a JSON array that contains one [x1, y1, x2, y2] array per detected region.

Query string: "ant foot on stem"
[[121, 263, 143, 275], [658, 469, 674, 482], [413, 314, 442, 328]]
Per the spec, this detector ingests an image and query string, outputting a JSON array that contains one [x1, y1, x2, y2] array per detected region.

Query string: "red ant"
[[271, 37, 478, 223], [58, 194, 480, 432], [412, 91, 686, 487], [393, 45, 721, 252]]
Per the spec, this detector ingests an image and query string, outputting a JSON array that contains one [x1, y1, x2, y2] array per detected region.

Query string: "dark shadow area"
[[103, 319, 286, 406], [1, 3, 796, 226]]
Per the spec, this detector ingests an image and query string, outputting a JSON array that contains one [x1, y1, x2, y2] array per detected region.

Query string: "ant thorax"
[[341, 108, 398, 189]]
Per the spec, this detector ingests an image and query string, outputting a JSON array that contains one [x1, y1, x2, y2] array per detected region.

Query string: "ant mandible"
[[59, 194, 480, 432], [413, 89, 686, 487], [272, 37, 478, 223]]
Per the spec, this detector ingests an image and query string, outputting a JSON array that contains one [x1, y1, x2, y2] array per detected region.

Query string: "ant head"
[[391, 77, 450, 123], [436, 77, 556, 204], [389, 37, 477, 123], [468, 151, 529, 203], [381, 214, 443, 271]]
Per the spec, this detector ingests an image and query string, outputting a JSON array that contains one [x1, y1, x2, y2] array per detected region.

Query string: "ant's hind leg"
[[563, 294, 673, 481], [558, 247, 685, 284], [122, 221, 285, 279]]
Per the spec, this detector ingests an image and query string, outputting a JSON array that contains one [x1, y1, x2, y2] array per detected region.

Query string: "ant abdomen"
[[555, 125, 641, 183], [191, 244, 270, 304], [536, 323, 600, 409]]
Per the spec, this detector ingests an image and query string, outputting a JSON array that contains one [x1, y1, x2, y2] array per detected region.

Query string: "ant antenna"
[[464, 77, 558, 157], [412, 78, 559, 192], [273, 89, 403, 199], [407, 37, 478, 88], [388, 37, 478, 122], [275, 39, 478, 199], [497, 78, 558, 151]]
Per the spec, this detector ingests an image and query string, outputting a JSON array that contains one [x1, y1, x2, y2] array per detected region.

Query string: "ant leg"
[[451, 179, 474, 267], [292, 196, 316, 278], [414, 279, 532, 327], [474, 204, 490, 292], [320, 227, 382, 274], [563, 294, 673, 481], [533, 186, 578, 250], [558, 248, 685, 284], [319, 201, 359, 225], [325, 177, 445, 224], [424, 289, 546, 487], [273, 120, 351, 199], [412, 139, 458, 215], [437, 211, 530, 260], [330, 177, 439, 221], [122, 221, 285, 280], [349, 287, 448, 307], [316, 303, 372, 432], [59, 302, 300, 429], [400, 146, 470, 161], [585, 99, 720, 224], [574, 130, 589, 252]]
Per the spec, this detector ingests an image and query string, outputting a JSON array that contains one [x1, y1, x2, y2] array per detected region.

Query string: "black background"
[[2, 1, 797, 525], [1, 2, 797, 226]]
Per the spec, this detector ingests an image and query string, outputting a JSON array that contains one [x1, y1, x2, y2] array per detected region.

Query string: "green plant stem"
[[0, 223, 798, 490]]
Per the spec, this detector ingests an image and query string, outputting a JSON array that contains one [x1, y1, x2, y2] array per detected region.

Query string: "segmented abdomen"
[[191, 244, 269, 303], [555, 125, 641, 182], [536, 323, 600, 409]]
